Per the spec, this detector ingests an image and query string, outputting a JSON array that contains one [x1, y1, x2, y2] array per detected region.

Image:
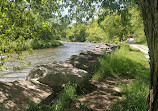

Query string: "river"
[[0, 42, 96, 82]]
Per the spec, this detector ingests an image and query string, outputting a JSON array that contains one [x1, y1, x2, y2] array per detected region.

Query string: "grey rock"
[[126, 38, 136, 44], [80, 50, 103, 57], [0, 80, 52, 111], [109, 44, 120, 50], [105, 44, 120, 50], [92, 45, 111, 54], [95, 45, 100, 48], [27, 61, 89, 91], [95, 45, 109, 50], [66, 55, 99, 74]]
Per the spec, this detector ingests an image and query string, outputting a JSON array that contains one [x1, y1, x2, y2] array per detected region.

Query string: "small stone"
[[126, 38, 136, 44], [113, 87, 122, 93]]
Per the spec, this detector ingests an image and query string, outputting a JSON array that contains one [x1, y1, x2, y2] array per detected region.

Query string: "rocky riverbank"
[[0, 43, 120, 111]]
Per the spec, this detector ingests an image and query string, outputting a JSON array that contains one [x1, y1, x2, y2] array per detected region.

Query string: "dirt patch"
[[70, 75, 133, 111]]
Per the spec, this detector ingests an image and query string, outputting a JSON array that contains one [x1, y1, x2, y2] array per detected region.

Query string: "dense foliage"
[[0, 0, 66, 70], [129, 5, 146, 45], [65, 23, 88, 42], [0, 0, 146, 71], [86, 20, 107, 42], [64, 5, 145, 44], [0, 0, 146, 51]]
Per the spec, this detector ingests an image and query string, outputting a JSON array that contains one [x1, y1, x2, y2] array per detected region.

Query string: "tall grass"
[[94, 45, 149, 79], [111, 80, 149, 111], [51, 82, 77, 111], [93, 44, 150, 111]]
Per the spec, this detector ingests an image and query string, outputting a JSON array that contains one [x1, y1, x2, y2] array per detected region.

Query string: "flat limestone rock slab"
[[27, 61, 89, 92], [0, 80, 52, 111]]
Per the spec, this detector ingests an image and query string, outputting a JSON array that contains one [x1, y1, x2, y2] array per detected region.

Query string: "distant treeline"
[[0, 1, 146, 55], [63, 5, 146, 44]]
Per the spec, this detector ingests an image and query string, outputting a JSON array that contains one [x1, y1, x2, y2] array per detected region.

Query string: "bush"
[[86, 20, 107, 42], [65, 23, 88, 42], [31, 39, 62, 49], [51, 82, 77, 111]]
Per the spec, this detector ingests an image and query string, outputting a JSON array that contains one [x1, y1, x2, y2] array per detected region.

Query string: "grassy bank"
[[93, 44, 150, 111], [30, 39, 62, 49], [27, 44, 150, 111], [2, 39, 62, 53], [135, 37, 147, 46]]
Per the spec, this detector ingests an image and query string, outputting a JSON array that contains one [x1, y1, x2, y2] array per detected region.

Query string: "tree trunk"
[[137, 0, 158, 111]]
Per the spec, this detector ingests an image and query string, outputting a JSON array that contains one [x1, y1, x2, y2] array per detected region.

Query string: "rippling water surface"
[[0, 42, 96, 82]]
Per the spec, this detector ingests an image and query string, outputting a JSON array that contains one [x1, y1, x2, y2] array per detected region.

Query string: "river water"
[[0, 42, 96, 82]]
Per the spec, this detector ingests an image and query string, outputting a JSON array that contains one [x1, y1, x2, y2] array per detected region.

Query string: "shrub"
[[31, 39, 62, 49]]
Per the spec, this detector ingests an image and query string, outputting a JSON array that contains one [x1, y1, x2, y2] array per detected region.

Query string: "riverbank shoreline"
[[31, 40, 63, 50], [0, 42, 120, 111], [0, 42, 97, 82]]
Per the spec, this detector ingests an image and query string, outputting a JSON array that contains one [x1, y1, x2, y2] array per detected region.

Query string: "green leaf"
[[15, 0, 23, 3], [26, 0, 30, 3]]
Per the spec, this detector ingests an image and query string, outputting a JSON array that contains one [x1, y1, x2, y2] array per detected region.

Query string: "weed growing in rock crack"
[[27, 82, 77, 111]]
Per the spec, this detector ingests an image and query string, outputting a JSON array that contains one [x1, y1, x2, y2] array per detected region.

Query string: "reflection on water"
[[0, 42, 96, 82]]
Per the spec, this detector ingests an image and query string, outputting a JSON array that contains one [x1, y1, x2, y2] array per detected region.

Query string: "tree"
[[135, 0, 158, 110], [100, 12, 130, 41], [66, 23, 88, 42], [0, 0, 67, 70], [86, 20, 107, 42]]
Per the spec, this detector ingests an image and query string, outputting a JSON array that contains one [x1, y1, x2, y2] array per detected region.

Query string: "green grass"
[[135, 37, 147, 46], [111, 80, 149, 111], [93, 44, 150, 111], [93, 44, 149, 79], [51, 82, 77, 111]]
